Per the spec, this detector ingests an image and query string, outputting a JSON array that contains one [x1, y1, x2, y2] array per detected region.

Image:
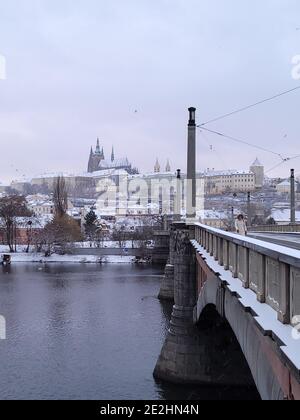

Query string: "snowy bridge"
[[249, 224, 300, 233], [155, 222, 300, 400]]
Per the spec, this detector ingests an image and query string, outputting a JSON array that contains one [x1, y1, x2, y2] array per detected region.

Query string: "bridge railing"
[[194, 223, 300, 325], [249, 224, 300, 233]]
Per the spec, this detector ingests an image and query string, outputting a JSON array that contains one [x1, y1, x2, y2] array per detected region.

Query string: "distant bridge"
[[155, 222, 300, 400]]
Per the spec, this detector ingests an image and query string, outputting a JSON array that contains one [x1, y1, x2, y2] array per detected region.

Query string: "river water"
[[0, 264, 259, 400]]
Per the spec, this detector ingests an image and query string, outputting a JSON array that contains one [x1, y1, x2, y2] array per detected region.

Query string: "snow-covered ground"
[[1, 253, 135, 264], [0, 245, 29, 253], [0, 242, 138, 253], [74, 241, 134, 249]]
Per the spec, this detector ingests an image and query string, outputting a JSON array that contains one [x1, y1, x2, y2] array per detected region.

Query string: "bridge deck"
[[248, 232, 300, 251]]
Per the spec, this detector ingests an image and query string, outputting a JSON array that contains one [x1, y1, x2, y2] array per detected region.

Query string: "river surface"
[[0, 264, 259, 400]]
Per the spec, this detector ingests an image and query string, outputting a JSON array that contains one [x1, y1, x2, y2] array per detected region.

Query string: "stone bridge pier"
[[155, 222, 300, 400], [158, 224, 177, 301], [154, 224, 255, 388]]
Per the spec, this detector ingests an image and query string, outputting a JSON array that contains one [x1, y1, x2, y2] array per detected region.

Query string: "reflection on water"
[[0, 264, 259, 400]]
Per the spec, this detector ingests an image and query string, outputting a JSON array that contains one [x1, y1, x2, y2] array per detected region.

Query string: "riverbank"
[[0, 244, 169, 264], [1, 253, 136, 264]]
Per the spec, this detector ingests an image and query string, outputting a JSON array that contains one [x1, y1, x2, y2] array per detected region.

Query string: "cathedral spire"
[[166, 159, 171, 172], [111, 146, 115, 162], [95, 138, 101, 154]]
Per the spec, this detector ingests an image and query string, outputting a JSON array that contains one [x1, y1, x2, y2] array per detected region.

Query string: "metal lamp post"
[[186, 107, 197, 222], [291, 169, 296, 224]]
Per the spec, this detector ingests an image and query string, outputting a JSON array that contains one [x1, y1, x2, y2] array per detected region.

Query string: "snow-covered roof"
[[13, 169, 130, 184], [203, 169, 254, 177], [129, 171, 177, 179], [26, 194, 53, 207], [271, 209, 300, 222], [81, 169, 129, 178], [11, 178, 32, 184], [31, 172, 75, 180], [100, 158, 131, 169], [277, 179, 299, 187], [251, 158, 263, 167], [196, 209, 229, 220], [278, 180, 290, 186]]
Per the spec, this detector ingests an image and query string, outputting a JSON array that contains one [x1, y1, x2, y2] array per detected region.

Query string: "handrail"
[[194, 223, 300, 268], [193, 223, 300, 325], [249, 225, 300, 233]]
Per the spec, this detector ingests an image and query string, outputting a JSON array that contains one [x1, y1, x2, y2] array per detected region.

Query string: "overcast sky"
[[0, 0, 299, 184]]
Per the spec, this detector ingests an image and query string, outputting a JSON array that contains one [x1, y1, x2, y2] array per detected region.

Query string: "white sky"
[[0, 0, 300, 184]]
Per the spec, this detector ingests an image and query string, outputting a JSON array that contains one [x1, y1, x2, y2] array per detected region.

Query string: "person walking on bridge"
[[235, 214, 247, 236]]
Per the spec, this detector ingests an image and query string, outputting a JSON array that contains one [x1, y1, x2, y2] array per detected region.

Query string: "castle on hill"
[[87, 139, 139, 175]]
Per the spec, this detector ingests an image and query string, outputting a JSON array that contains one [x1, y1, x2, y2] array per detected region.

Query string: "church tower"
[[154, 158, 161, 173], [111, 146, 115, 162], [250, 158, 264, 189], [95, 139, 101, 154], [166, 160, 171, 172], [87, 139, 105, 173]]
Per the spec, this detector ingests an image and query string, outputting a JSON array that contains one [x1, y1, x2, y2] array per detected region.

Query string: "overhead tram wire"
[[199, 126, 300, 174], [199, 130, 231, 170], [266, 161, 288, 174], [196, 85, 300, 175], [198, 126, 285, 160], [266, 155, 300, 174], [198, 85, 300, 127]]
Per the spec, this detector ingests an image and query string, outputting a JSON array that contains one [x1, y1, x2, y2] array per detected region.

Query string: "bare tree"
[[111, 225, 128, 249], [94, 226, 107, 248], [0, 196, 32, 252], [37, 215, 83, 256], [18, 216, 41, 253], [53, 176, 68, 217]]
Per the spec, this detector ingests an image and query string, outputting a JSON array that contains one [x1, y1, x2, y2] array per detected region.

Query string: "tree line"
[[0, 176, 163, 255], [0, 177, 82, 254]]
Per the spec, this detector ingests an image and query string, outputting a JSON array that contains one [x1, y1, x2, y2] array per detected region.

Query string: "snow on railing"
[[194, 223, 300, 326], [249, 225, 300, 233]]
